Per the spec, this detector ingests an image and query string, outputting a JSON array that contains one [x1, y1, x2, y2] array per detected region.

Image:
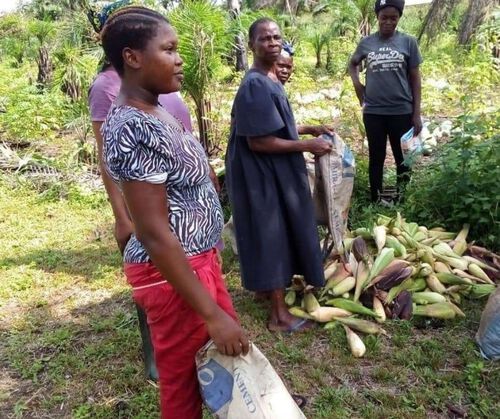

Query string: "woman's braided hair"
[[101, 6, 169, 75]]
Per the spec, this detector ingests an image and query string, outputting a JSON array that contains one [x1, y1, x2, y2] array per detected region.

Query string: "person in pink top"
[[87, 1, 195, 381]]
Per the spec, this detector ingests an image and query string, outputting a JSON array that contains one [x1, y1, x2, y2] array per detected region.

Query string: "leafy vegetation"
[[0, 0, 499, 417]]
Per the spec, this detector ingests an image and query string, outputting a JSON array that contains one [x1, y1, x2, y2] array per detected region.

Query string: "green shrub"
[[402, 111, 500, 250]]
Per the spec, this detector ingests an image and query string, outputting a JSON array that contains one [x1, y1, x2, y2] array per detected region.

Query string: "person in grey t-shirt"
[[348, 0, 422, 203]]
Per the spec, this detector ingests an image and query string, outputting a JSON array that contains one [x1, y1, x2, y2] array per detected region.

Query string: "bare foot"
[[254, 291, 271, 302], [267, 317, 315, 333]]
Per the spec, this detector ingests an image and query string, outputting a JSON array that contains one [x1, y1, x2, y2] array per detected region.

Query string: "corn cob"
[[344, 326, 366, 358], [468, 263, 495, 284], [370, 264, 413, 291], [436, 272, 473, 285], [391, 227, 402, 236], [289, 307, 314, 320], [449, 302, 466, 318], [373, 296, 386, 323], [331, 276, 356, 296], [434, 261, 452, 274], [434, 254, 469, 271], [304, 292, 321, 313], [428, 231, 456, 240], [421, 236, 439, 246], [353, 227, 373, 240], [366, 248, 395, 286], [433, 242, 460, 259], [324, 261, 339, 280], [468, 284, 496, 299], [353, 260, 369, 302], [413, 231, 427, 242], [426, 275, 447, 294], [327, 298, 379, 318], [418, 226, 428, 234], [463, 256, 498, 272], [412, 292, 447, 305], [310, 307, 352, 322], [413, 302, 457, 319], [333, 316, 387, 335], [385, 235, 407, 258], [373, 225, 387, 254], [285, 290, 296, 306], [452, 268, 485, 283], [418, 263, 433, 277], [452, 224, 469, 256]]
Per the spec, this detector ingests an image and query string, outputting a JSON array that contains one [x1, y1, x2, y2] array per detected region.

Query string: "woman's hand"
[[206, 309, 250, 357], [412, 113, 423, 136], [302, 125, 334, 137], [306, 138, 333, 157], [114, 219, 133, 255], [354, 82, 365, 107]]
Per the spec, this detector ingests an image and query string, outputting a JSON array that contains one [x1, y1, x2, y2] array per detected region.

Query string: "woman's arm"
[[121, 180, 249, 356], [248, 135, 332, 156], [409, 66, 422, 135], [92, 121, 133, 253], [348, 55, 365, 107], [297, 125, 334, 137]]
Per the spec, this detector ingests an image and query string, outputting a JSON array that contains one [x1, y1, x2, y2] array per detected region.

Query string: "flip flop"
[[268, 318, 314, 334]]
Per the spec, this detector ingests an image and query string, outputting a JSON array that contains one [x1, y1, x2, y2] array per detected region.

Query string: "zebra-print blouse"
[[102, 105, 223, 263]]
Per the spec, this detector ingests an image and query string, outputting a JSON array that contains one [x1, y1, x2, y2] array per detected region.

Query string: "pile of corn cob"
[[286, 213, 499, 358]]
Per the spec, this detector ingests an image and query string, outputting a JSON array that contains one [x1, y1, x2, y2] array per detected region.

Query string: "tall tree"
[[418, 0, 459, 42], [458, 0, 496, 45]]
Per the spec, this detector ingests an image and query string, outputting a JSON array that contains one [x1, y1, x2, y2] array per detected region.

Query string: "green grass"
[[0, 183, 499, 418]]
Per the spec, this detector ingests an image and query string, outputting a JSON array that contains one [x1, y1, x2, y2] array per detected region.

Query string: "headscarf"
[[374, 0, 405, 16], [87, 0, 133, 34], [280, 42, 295, 58]]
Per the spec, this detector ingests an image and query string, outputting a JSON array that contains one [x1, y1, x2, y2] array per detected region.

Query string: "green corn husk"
[[385, 235, 407, 258], [366, 248, 395, 286], [404, 222, 419, 237], [289, 307, 314, 320], [468, 284, 496, 299], [468, 263, 495, 285], [353, 227, 373, 240], [324, 321, 340, 330], [428, 231, 456, 240], [402, 232, 419, 249], [304, 292, 321, 313], [326, 298, 379, 318], [463, 256, 499, 272], [433, 242, 460, 259], [436, 272, 473, 285], [407, 277, 427, 292], [420, 247, 435, 270], [412, 292, 447, 305], [413, 231, 427, 242], [285, 290, 296, 306], [333, 316, 387, 335], [434, 254, 469, 271], [331, 276, 356, 296], [413, 302, 457, 319], [418, 263, 433, 277], [376, 214, 393, 226], [449, 302, 466, 318], [353, 260, 369, 302]]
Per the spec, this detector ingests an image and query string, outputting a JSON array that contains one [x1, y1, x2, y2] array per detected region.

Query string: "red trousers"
[[124, 249, 237, 419]]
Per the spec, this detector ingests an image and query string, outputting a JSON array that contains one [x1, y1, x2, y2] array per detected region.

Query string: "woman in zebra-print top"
[[99, 7, 248, 419]]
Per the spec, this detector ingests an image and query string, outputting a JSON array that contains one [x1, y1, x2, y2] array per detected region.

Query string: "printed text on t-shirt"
[[367, 47, 405, 73]]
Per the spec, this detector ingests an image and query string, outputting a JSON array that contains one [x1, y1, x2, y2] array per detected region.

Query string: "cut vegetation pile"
[[286, 213, 499, 358]]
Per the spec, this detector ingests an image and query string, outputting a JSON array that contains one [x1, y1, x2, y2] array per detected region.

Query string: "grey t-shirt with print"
[[352, 31, 422, 115]]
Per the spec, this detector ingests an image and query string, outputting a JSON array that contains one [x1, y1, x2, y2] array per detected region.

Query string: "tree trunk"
[[418, 0, 459, 43], [227, 0, 248, 72], [315, 50, 322, 68], [195, 97, 214, 156], [458, 0, 495, 45], [36, 46, 52, 90]]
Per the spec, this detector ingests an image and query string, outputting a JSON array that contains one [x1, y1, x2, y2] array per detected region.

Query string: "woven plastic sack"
[[476, 287, 500, 361], [196, 341, 306, 419], [400, 127, 423, 167], [313, 133, 355, 253]]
